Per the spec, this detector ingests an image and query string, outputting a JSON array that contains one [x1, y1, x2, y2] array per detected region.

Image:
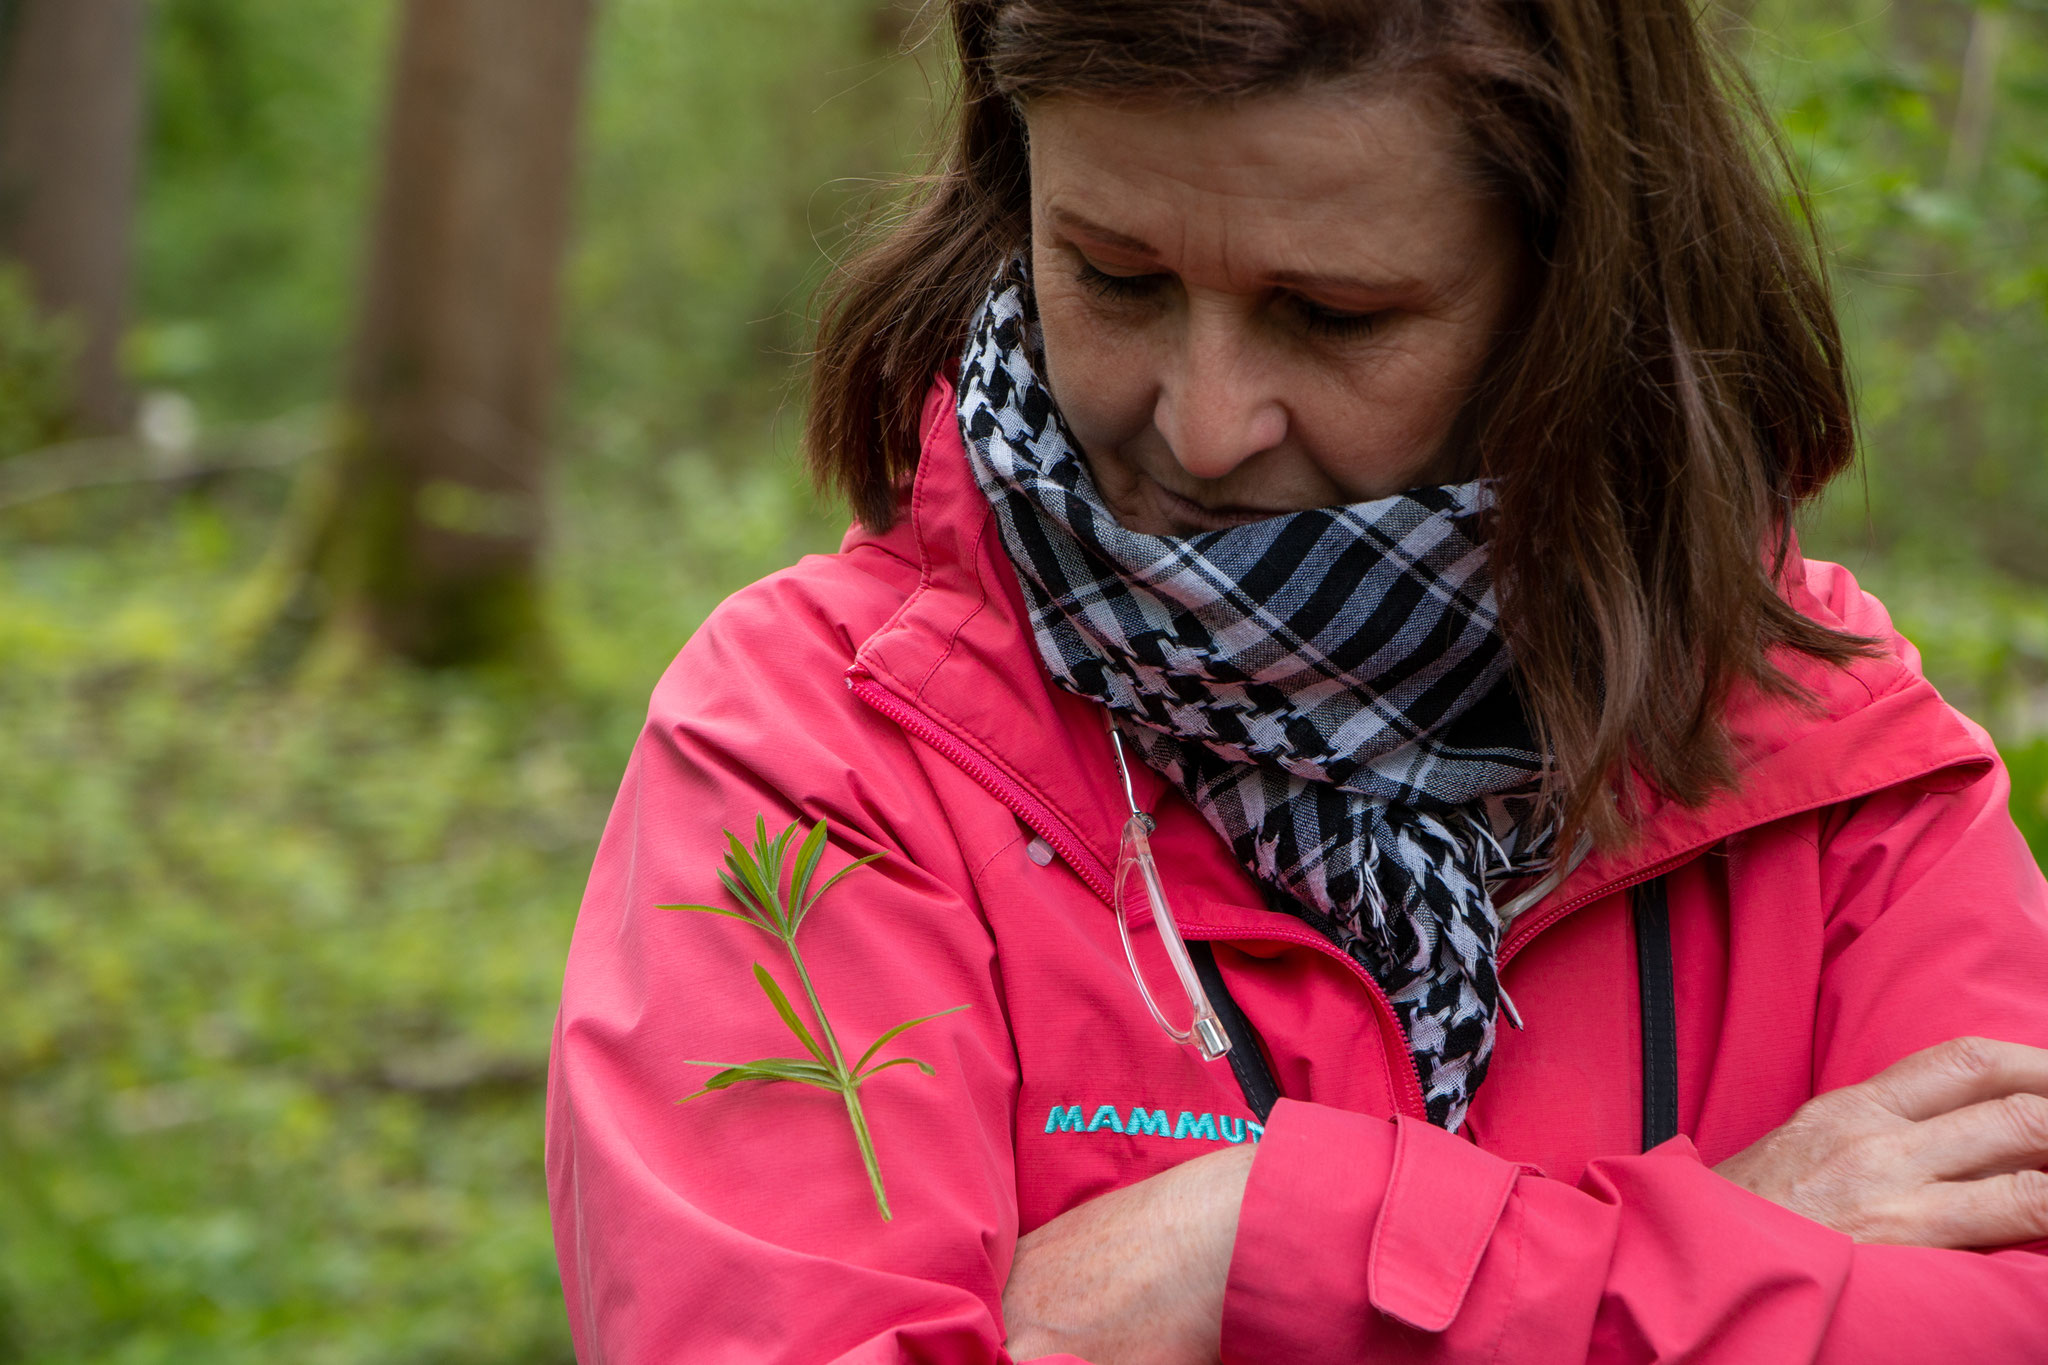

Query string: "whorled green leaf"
[[716, 868, 763, 923], [750, 816, 793, 911], [723, 830, 778, 926], [767, 820, 808, 931], [853, 1004, 970, 1077], [714, 862, 753, 908], [798, 851, 883, 926], [751, 962, 830, 1065], [854, 1056, 936, 1082], [788, 817, 831, 924], [657, 900, 768, 932], [770, 816, 801, 873], [677, 1057, 843, 1103], [726, 1057, 840, 1086]]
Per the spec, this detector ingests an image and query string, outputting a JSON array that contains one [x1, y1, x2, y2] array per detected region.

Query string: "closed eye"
[[1284, 293, 1380, 340], [1076, 258, 1169, 302], [1075, 255, 1382, 339]]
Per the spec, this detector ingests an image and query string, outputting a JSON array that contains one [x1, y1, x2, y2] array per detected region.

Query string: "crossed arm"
[[1002, 1037, 2048, 1364]]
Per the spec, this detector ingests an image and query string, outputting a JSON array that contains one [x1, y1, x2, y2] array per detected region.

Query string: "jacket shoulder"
[[648, 534, 919, 733], [1785, 556, 1998, 760]]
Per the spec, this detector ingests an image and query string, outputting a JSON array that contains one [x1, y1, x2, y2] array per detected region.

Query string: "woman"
[[546, 2, 2048, 1361]]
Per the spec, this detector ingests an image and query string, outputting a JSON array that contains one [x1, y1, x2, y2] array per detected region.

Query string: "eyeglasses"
[[1103, 716, 1587, 1058], [1107, 716, 1233, 1062]]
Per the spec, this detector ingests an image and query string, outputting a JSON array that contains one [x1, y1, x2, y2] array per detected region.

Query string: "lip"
[[1149, 480, 1292, 532]]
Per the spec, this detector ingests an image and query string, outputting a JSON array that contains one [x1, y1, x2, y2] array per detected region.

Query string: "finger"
[[1909, 1092, 2048, 1181], [1857, 1037, 2048, 1122], [1896, 1169, 2048, 1250]]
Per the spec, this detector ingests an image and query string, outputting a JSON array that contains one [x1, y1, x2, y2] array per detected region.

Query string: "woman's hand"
[[1715, 1036, 2048, 1248], [1002, 1143, 1255, 1365]]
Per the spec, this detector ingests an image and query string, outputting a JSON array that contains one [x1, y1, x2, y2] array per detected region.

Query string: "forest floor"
[[0, 442, 837, 1363]]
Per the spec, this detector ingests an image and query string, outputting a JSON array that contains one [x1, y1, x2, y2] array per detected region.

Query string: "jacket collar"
[[847, 378, 1996, 934]]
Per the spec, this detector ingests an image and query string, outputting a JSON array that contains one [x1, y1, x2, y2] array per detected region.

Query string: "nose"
[[1151, 301, 1289, 481]]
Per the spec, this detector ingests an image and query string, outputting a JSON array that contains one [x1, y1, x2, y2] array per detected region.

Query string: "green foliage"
[[0, 265, 79, 459], [4, 1, 875, 1350], [135, 0, 394, 421], [662, 817, 964, 1222], [2005, 737, 2048, 855], [136, 0, 928, 447], [0, 439, 839, 1360], [0, 572, 592, 1356], [1732, 0, 2048, 858], [1747, 0, 2048, 583], [567, 0, 929, 447]]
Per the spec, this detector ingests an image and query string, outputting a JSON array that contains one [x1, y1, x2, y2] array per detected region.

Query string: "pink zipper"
[[848, 671, 1115, 903], [1183, 923, 1430, 1121], [1499, 852, 1699, 971], [1496, 751, 1989, 971], [851, 667, 1433, 1121]]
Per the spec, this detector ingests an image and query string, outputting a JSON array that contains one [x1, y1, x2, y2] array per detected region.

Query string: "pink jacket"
[[546, 380, 2048, 1363]]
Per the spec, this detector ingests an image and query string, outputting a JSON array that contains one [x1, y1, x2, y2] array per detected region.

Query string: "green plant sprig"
[[659, 815, 967, 1221]]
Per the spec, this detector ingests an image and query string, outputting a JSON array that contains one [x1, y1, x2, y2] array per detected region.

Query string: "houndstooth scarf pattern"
[[958, 260, 1555, 1130]]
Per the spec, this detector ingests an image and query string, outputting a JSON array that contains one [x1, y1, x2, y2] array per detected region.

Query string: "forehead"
[[1024, 87, 1493, 285]]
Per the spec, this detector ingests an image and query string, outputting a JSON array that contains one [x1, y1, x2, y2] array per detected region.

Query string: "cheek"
[[1030, 274, 1159, 452], [1288, 341, 1477, 489]]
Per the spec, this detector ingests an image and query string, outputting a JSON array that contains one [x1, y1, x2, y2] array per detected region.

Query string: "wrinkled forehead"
[[1022, 89, 1509, 297]]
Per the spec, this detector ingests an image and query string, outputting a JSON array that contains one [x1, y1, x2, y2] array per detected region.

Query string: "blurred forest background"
[[0, 0, 2043, 1360]]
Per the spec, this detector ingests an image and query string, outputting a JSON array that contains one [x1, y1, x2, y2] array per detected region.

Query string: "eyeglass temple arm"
[[1108, 711, 1232, 1061]]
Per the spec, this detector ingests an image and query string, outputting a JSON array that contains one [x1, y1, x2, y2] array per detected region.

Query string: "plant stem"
[[840, 1084, 892, 1220], [785, 931, 854, 1080], [785, 930, 892, 1218]]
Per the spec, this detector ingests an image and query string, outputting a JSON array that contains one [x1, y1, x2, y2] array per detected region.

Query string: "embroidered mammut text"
[[1043, 1104, 1262, 1144]]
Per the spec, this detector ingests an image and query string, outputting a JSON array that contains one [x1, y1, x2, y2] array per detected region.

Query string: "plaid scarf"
[[958, 261, 1555, 1130]]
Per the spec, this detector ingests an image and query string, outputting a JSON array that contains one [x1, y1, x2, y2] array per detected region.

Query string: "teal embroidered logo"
[[1043, 1103, 1263, 1145]]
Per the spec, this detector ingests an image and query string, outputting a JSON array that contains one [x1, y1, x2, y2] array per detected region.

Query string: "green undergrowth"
[[0, 439, 840, 1364], [3, 0, 900, 1352]]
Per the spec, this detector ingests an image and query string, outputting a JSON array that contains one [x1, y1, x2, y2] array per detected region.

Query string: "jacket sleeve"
[[1220, 758, 2048, 1364], [544, 600, 1085, 1365]]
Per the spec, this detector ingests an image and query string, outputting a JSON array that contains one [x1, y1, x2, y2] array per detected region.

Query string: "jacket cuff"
[[1221, 1101, 1522, 1364], [1222, 1099, 1393, 1362]]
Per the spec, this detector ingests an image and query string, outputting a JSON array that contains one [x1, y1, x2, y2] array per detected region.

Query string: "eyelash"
[[1075, 259, 1161, 303], [1288, 297, 1379, 340], [1073, 259, 1379, 340]]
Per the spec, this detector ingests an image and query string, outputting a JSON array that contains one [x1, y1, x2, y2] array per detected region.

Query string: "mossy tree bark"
[[306, 0, 595, 668], [0, 0, 146, 435]]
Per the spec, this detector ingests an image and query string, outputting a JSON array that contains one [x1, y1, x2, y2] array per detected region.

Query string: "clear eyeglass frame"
[[1107, 717, 1232, 1062]]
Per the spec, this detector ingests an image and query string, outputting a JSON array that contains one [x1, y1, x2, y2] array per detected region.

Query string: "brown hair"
[[805, 0, 1869, 847]]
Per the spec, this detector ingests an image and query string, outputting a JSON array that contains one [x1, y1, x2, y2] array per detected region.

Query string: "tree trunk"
[[0, 0, 146, 434], [314, 0, 595, 667], [1944, 6, 2006, 194]]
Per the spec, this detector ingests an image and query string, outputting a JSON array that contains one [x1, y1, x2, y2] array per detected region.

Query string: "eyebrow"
[[1048, 207, 1162, 258], [1267, 266, 1427, 299], [1049, 206, 1423, 299]]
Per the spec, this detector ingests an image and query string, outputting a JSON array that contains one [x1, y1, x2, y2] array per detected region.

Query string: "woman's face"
[[1026, 87, 1530, 536]]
